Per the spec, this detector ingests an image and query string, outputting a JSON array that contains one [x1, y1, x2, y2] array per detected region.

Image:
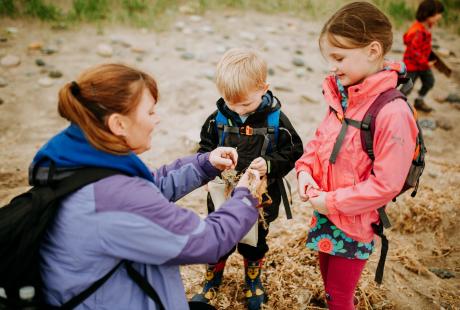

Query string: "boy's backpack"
[[329, 86, 426, 284], [214, 107, 293, 219]]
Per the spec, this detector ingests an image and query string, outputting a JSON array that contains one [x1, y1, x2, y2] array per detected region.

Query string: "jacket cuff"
[[232, 187, 259, 207], [197, 152, 220, 179], [296, 168, 313, 178], [326, 192, 339, 215]]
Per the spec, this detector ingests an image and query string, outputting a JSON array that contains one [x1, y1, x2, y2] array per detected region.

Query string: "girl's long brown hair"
[[58, 63, 158, 154], [319, 2, 393, 56]]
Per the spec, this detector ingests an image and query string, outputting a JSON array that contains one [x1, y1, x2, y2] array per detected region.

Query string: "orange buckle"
[[241, 126, 253, 135]]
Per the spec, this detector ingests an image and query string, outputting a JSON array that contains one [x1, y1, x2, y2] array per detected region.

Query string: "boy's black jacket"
[[198, 92, 303, 222]]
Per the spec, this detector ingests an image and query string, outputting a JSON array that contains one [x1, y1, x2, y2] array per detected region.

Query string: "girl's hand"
[[309, 191, 328, 214], [209, 147, 237, 170], [297, 171, 319, 202], [249, 157, 267, 177], [236, 168, 261, 192]]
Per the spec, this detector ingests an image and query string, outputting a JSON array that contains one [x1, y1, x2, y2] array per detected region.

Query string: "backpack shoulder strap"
[[361, 88, 406, 161], [215, 111, 230, 146]]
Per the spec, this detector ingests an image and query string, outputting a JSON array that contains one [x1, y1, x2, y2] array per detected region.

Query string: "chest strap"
[[328, 115, 362, 164]]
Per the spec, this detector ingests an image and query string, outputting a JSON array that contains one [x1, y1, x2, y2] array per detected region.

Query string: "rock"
[[292, 57, 305, 67], [97, 44, 113, 57], [276, 64, 290, 72], [265, 27, 277, 34], [0, 37, 7, 42], [51, 22, 68, 30], [189, 15, 202, 23], [131, 46, 146, 54], [28, 42, 43, 50], [0, 77, 7, 87], [202, 68, 215, 80], [48, 70, 63, 79], [178, 4, 197, 14], [436, 47, 450, 58], [274, 85, 294, 92], [38, 77, 54, 87], [136, 56, 143, 62], [301, 94, 318, 104], [175, 46, 186, 52], [174, 21, 185, 31], [295, 67, 305, 78], [436, 117, 453, 131], [429, 268, 455, 279], [41, 46, 58, 55], [182, 28, 193, 35], [428, 172, 438, 178], [216, 46, 227, 54], [201, 25, 214, 34], [419, 119, 437, 130], [446, 93, 460, 104], [181, 52, 195, 60], [196, 53, 208, 63], [239, 31, 257, 41], [295, 49, 303, 55], [35, 59, 46, 66], [268, 68, 275, 76], [0, 97, 3, 105], [110, 35, 131, 47], [1, 55, 21, 68], [306, 66, 314, 72], [5, 27, 18, 34]]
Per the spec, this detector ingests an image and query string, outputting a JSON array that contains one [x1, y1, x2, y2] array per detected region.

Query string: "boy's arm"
[[261, 111, 304, 178], [198, 111, 219, 153]]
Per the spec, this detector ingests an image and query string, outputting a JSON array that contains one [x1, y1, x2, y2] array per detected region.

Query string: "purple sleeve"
[[152, 152, 220, 202]]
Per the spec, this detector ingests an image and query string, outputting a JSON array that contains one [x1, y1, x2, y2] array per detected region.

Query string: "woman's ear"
[[367, 41, 383, 61], [107, 113, 128, 137]]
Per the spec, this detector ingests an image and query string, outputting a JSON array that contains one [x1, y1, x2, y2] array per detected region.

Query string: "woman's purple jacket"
[[39, 153, 259, 309]]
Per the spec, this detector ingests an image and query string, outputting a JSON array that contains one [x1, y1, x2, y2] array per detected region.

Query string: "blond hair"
[[216, 48, 267, 103]]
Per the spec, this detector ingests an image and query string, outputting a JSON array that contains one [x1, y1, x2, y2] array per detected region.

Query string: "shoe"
[[414, 98, 433, 113], [244, 258, 267, 310], [191, 260, 226, 303]]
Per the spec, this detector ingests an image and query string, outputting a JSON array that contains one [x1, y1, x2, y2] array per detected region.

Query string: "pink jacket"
[[295, 70, 418, 242]]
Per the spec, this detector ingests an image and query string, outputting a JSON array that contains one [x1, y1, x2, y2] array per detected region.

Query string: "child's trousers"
[[319, 252, 367, 310], [403, 69, 435, 97]]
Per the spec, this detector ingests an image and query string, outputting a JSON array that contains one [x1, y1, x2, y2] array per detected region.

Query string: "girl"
[[296, 2, 419, 309], [402, 0, 444, 113]]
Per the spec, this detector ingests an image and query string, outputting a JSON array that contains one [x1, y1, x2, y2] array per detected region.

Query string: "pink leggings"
[[319, 252, 367, 310]]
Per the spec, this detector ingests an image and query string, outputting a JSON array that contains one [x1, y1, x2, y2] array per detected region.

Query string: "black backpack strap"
[[277, 178, 292, 219], [329, 110, 362, 164], [60, 261, 125, 310], [371, 221, 388, 285]]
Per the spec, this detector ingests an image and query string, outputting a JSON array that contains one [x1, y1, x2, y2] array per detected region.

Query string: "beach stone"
[[1, 55, 20, 68], [0, 98, 3, 105], [35, 59, 46, 66], [181, 52, 195, 60], [429, 268, 455, 279], [419, 119, 437, 130], [239, 31, 257, 41], [216, 46, 227, 53], [131, 46, 146, 54], [0, 37, 7, 42], [97, 44, 113, 57], [201, 25, 214, 34], [174, 21, 186, 31], [446, 93, 460, 104], [436, 47, 450, 58], [292, 57, 305, 67], [202, 68, 215, 80], [51, 22, 68, 31], [136, 56, 143, 62], [274, 85, 294, 93], [41, 46, 58, 55], [5, 27, 18, 34], [28, 42, 43, 50], [268, 68, 275, 76], [182, 28, 193, 35], [301, 94, 318, 104], [436, 117, 453, 131], [295, 67, 305, 78], [49, 70, 63, 79], [189, 15, 202, 23], [0, 77, 7, 87], [38, 77, 54, 87]]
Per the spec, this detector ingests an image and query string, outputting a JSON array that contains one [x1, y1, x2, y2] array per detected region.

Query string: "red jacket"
[[403, 21, 432, 72]]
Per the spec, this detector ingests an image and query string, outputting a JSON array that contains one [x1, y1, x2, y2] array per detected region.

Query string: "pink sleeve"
[[295, 111, 329, 176], [326, 99, 418, 216]]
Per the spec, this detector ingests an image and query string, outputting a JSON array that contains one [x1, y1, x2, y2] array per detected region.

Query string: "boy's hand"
[[297, 171, 319, 202], [428, 60, 437, 67], [309, 191, 328, 215], [209, 147, 237, 170], [236, 168, 261, 193], [249, 157, 267, 177]]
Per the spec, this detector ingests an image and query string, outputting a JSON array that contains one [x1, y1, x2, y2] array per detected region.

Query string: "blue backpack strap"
[[215, 111, 229, 146], [266, 109, 280, 152]]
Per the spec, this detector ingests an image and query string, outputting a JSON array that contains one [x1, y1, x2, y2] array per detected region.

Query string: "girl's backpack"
[[329, 87, 426, 284]]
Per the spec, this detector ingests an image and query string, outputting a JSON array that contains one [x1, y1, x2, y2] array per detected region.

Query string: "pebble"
[[35, 59, 46, 66], [49, 70, 63, 79], [136, 56, 143, 62], [5, 27, 18, 34], [0, 37, 7, 42], [174, 21, 186, 31], [202, 68, 215, 80], [216, 46, 227, 53], [201, 25, 214, 34], [97, 44, 113, 57], [0, 98, 3, 105], [268, 68, 275, 76], [418, 119, 437, 130], [189, 15, 203, 23], [181, 52, 195, 60], [295, 67, 305, 78], [436, 47, 450, 58], [239, 31, 257, 41], [429, 268, 455, 279], [274, 85, 294, 93], [0, 77, 7, 87], [446, 93, 460, 103], [1, 55, 21, 68], [436, 117, 453, 131], [28, 42, 43, 50], [51, 22, 68, 31], [131, 46, 146, 54], [41, 46, 58, 55], [38, 77, 54, 87], [300, 94, 318, 104], [292, 57, 305, 67]]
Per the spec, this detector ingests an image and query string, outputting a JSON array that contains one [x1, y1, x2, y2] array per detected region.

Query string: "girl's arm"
[[325, 99, 418, 216]]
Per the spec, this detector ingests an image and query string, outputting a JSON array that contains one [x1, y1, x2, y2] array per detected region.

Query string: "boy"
[[192, 48, 303, 310], [402, 0, 444, 112]]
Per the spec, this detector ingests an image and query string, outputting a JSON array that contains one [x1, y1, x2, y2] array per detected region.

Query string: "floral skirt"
[[306, 211, 374, 260]]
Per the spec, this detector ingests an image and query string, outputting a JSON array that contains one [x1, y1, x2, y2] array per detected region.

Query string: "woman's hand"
[[249, 157, 267, 177], [236, 168, 261, 192], [209, 147, 237, 170], [309, 191, 328, 215], [297, 171, 319, 202]]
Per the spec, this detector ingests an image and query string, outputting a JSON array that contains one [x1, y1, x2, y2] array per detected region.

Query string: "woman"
[[33, 63, 261, 309]]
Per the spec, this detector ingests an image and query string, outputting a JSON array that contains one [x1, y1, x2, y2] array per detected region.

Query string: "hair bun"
[[70, 81, 80, 96]]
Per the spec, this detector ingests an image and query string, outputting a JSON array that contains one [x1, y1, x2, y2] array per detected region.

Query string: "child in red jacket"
[[402, 0, 444, 112]]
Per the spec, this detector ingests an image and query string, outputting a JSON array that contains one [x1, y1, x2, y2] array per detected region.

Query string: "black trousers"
[[403, 69, 435, 97], [206, 182, 281, 262]]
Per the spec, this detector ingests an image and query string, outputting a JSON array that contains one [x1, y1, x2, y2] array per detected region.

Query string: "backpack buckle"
[[240, 126, 253, 135]]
